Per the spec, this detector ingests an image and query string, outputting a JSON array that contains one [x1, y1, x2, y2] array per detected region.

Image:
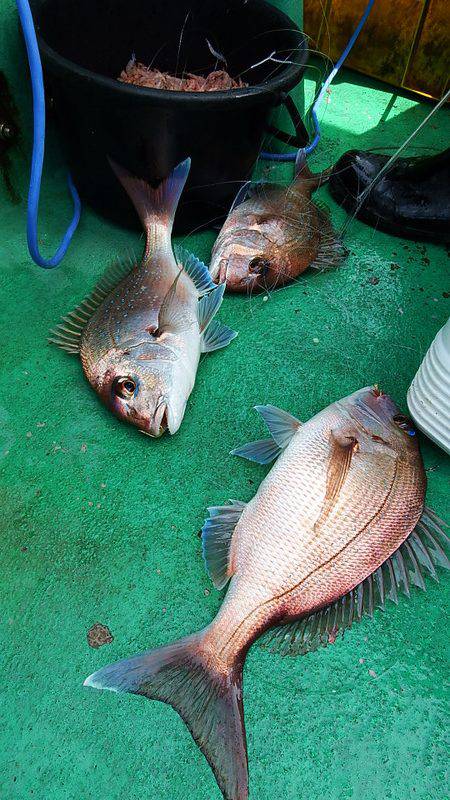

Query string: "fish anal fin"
[[202, 500, 246, 589], [260, 507, 448, 658]]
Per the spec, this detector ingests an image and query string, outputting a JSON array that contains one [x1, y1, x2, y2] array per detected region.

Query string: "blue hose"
[[16, 0, 81, 268], [260, 0, 375, 163], [16, 0, 372, 265]]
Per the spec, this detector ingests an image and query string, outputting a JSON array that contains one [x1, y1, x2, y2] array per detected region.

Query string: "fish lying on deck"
[[209, 163, 347, 293], [84, 386, 448, 799], [49, 159, 237, 436]]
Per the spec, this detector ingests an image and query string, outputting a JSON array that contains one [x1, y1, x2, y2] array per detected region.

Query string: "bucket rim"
[[35, 0, 308, 105]]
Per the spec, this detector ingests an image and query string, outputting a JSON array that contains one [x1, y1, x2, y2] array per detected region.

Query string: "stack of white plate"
[[407, 317, 450, 455]]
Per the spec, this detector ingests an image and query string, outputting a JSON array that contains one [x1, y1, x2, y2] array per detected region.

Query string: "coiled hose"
[[16, 0, 81, 268]]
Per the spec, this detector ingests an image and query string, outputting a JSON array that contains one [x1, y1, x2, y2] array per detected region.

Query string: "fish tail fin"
[[109, 157, 191, 256], [84, 630, 248, 800]]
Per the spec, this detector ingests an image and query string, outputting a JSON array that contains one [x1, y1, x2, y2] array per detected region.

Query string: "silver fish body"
[[81, 248, 202, 435], [50, 160, 237, 436]]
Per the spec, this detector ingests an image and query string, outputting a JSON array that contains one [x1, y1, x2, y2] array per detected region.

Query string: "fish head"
[[340, 385, 419, 454], [212, 244, 290, 294], [210, 219, 292, 293], [84, 348, 184, 437]]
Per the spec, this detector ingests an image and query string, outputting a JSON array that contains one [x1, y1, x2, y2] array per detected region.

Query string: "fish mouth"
[[146, 400, 169, 438], [342, 385, 400, 428], [214, 257, 229, 285]]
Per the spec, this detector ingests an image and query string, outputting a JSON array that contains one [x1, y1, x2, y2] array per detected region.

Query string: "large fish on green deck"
[[84, 386, 448, 799], [49, 159, 237, 436]]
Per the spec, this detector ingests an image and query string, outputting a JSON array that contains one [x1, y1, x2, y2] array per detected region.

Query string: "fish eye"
[[248, 256, 270, 276], [114, 377, 137, 399], [393, 413, 415, 436]]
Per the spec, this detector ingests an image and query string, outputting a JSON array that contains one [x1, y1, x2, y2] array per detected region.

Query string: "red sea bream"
[[84, 386, 448, 799], [50, 159, 236, 436]]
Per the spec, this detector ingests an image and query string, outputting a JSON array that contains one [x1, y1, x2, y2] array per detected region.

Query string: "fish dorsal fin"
[[197, 283, 225, 332], [254, 404, 301, 448], [174, 246, 215, 296], [230, 438, 282, 465], [260, 507, 449, 657], [309, 207, 347, 272], [202, 500, 247, 589], [48, 253, 137, 354]]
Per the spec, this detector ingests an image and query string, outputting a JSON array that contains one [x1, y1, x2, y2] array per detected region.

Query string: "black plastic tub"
[[32, 0, 308, 231]]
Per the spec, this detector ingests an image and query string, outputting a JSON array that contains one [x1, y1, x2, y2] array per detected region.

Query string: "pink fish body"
[[209, 165, 346, 293], [85, 386, 448, 799]]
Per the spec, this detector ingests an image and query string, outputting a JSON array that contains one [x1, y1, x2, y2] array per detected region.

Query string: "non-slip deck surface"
[[1, 2, 449, 798]]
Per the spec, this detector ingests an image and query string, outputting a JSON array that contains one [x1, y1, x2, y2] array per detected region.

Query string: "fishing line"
[[16, 0, 81, 268], [260, 0, 375, 163], [341, 87, 450, 235]]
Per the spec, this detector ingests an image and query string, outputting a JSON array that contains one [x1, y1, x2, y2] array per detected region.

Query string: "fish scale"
[[84, 387, 447, 800], [50, 158, 237, 436], [209, 164, 347, 293]]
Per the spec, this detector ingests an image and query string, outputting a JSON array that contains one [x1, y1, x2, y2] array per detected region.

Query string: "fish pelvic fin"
[[230, 438, 282, 465], [109, 157, 191, 257], [84, 631, 248, 800], [231, 405, 301, 465]]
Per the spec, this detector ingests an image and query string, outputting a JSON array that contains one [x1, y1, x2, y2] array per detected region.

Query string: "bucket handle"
[[266, 92, 309, 150]]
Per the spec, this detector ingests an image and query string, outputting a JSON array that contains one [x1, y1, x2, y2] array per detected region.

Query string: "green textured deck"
[[1, 3, 449, 799]]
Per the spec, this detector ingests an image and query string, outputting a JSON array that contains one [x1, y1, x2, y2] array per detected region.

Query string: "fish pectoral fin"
[[174, 246, 215, 296], [201, 320, 237, 353], [197, 283, 225, 332], [315, 428, 358, 530], [230, 438, 282, 465], [254, 404, 301, 448], [202, 500, 247, 589], [48, 252, 137, 354], [260, 507, 449, 658], [157, 269, 191, 333]]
